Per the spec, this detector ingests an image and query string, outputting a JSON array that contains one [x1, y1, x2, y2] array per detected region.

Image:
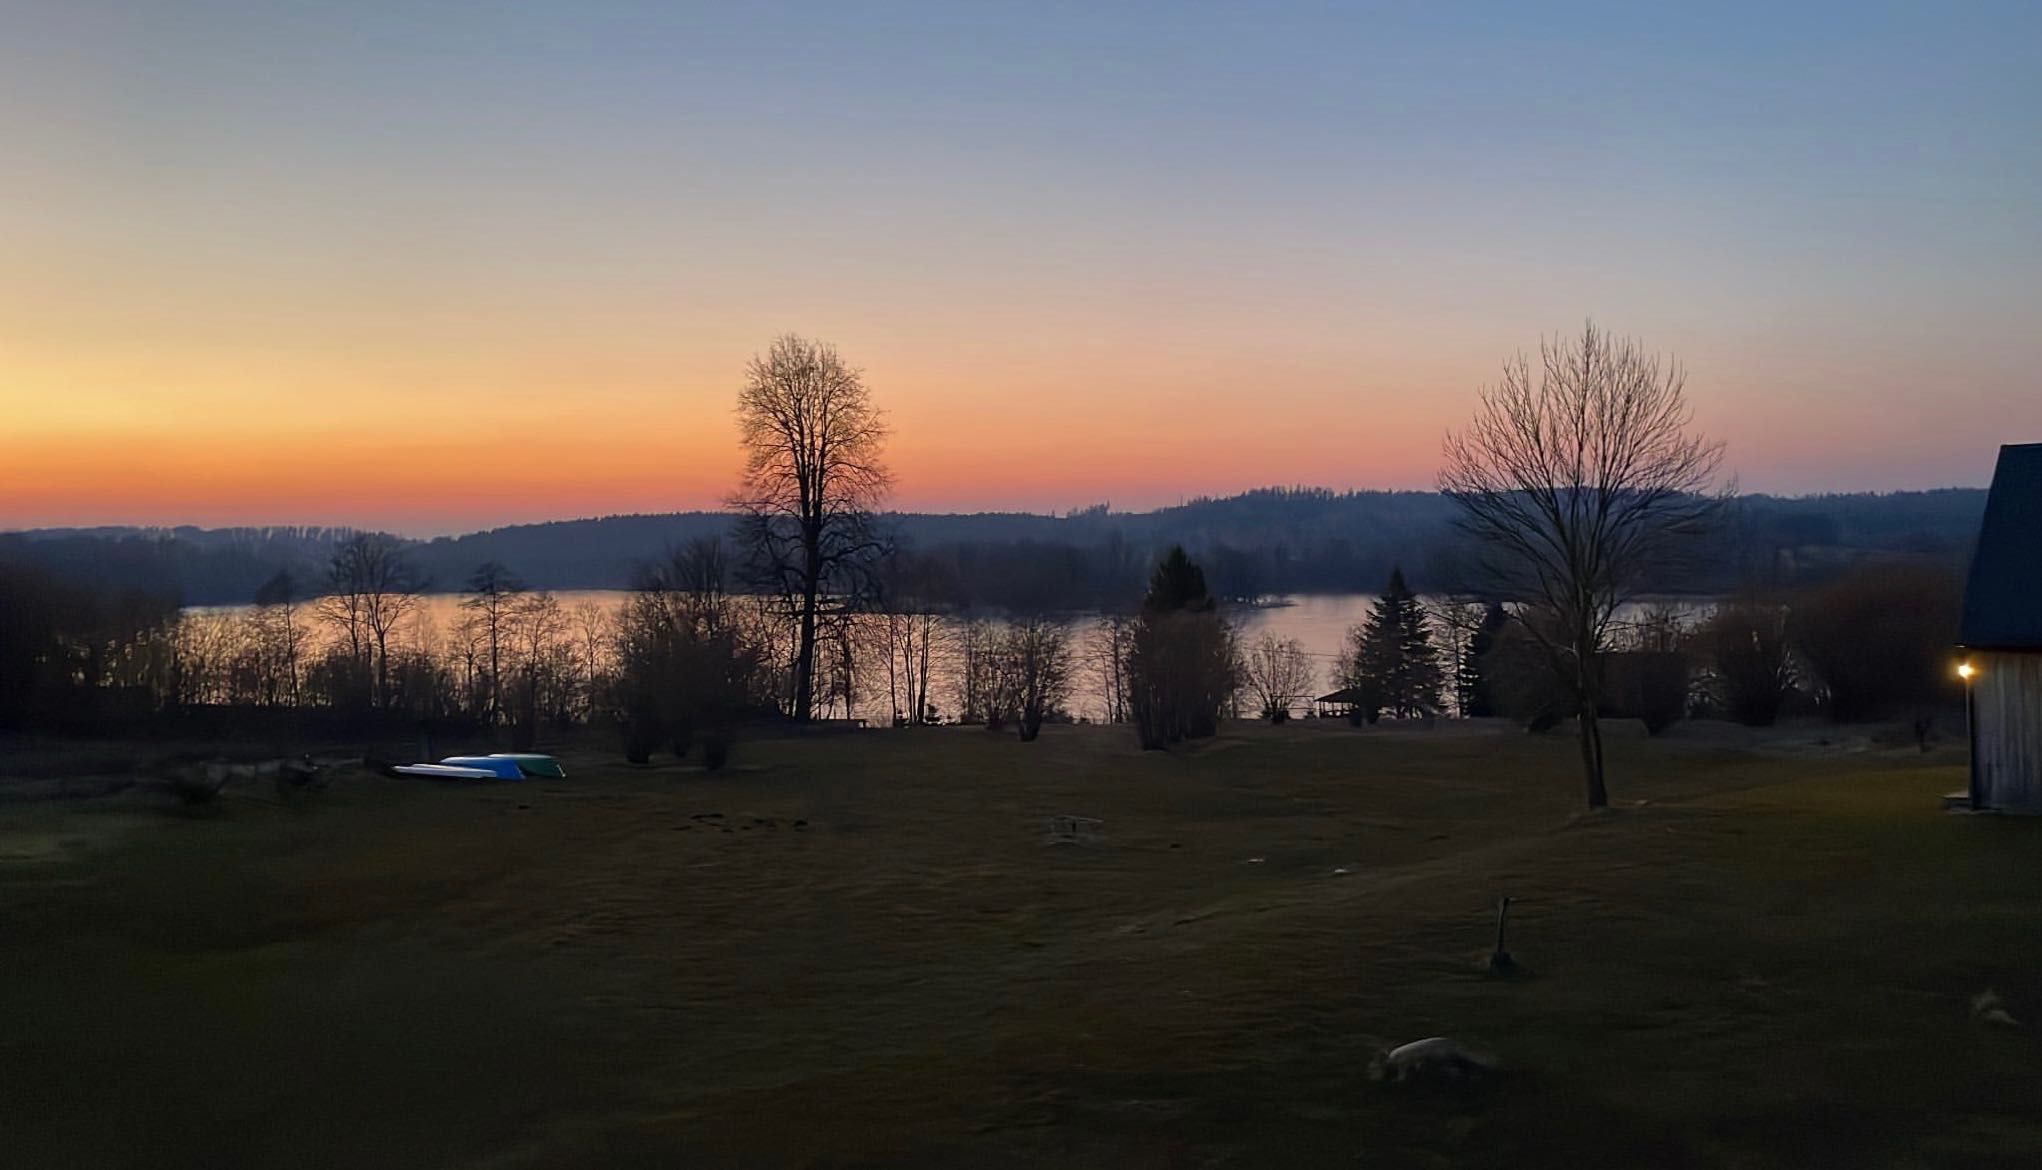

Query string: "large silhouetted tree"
[[318, 533, 422, 710], [1342, 567, 1444, 720], [731, 335, 891, 721], [1128, 547, 1238, 749], [1440, 323, 1724, 809]]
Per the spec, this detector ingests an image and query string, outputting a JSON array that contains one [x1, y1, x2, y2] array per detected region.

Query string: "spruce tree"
[[1344, 567, 1444, 720], [1345, 600, 1395, 724], [1388, 570, 1444, 717], [1463, 602, 1510, 717]]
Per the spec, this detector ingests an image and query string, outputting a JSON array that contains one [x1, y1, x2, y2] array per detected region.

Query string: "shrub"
[[1606, 650, 1691, 735], [165, 763, 227, 806], [1701, 598, 1796, 726], [670, 720, 695, 761], [701, 732, 732, 771], [622, 708, 660, 766], [1793, 564, 1961, 722], [1479, 616, 1572, 728]]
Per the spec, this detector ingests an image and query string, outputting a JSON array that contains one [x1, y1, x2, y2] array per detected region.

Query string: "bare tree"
[[731, 334, 891, 721], [460, 561, 525, 724], [505, 590, 568, 748], [1085, 614, 1134, 723], [250, 569, 306, 707], [1440, 322, 1724, 809], [570, 599, 612, 721], [318, 532, 422, 710], [875, 553, 952, 725], [1242, 633, 1315, 722], [1433, 597, 1489, 717], [1006, 616, 1074, 741], [953, 618, 997, 724]]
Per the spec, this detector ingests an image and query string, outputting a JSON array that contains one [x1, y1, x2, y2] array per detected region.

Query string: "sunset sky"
[[5, 2, 2039, 535]]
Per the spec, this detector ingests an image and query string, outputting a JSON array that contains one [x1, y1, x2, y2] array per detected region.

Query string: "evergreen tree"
[[1391, 571, 1444, 716], [1343, 607, 1393, 724], [1143, 546, 1215, 614], [1129, 546, 1236, 748], [1342, 567, 1444, 720], [1462, 602, 1510, 717]]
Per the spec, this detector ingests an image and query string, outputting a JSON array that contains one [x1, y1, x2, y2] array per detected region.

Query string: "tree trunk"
[[487, 620, 501, 725], [792, 576, 820, 722], [1578, 696, 1608, 809], [1575, 639, 1608, 809]]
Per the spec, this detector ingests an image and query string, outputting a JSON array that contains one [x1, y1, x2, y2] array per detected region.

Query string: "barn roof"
[[1960, 443, 2042, 649]]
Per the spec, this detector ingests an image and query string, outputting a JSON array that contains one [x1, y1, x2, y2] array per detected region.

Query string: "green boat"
[[487, 753, 568, 779]]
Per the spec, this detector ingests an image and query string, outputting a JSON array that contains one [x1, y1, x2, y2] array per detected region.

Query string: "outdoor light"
[[1957, 662, 1976, 681]]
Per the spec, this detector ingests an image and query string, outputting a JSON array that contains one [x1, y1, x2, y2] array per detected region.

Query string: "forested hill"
[[0, 487, 1987, 608]]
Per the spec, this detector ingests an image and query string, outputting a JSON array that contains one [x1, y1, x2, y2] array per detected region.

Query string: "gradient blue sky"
[[4, 1, 2039, 532]]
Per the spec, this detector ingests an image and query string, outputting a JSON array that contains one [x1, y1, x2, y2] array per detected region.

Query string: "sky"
[[3, 1, 2039, 535]]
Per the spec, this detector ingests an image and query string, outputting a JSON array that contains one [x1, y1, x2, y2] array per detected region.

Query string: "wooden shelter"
[[1314, 687, 1369, 720], [1958, 443, 2042, 812]]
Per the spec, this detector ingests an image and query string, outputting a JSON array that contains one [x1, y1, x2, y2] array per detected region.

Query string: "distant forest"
[[0, 486, 1987, 611]]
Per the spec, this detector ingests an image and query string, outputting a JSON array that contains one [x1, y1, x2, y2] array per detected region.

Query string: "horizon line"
[[0, 481, 1994, 543]]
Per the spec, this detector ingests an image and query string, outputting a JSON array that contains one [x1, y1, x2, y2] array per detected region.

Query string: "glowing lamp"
[[1957, 662, 1976, 682]]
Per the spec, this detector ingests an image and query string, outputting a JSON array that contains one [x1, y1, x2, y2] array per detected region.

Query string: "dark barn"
[[1958, 442, 2042, 811]]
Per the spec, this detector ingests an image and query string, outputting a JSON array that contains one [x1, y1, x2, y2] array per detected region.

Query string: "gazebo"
[[1315, 686, 1369, 721]]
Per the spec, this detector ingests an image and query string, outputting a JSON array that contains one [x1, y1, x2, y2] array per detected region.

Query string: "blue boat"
[[437, 756, 528, 780]]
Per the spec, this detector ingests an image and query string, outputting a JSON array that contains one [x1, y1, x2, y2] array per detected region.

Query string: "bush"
[[1605, 650, 1690, 735], [1794, 564, 1961, 722], [700, 732, 732, 771], [1701, 599, 1795, 726], [165, 762, 227, 806], [622, 710, 660, 766], [1479, 616, 1573, 728], [670, 720, 695, 761]]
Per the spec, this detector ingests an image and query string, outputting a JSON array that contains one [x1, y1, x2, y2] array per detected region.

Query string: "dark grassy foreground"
[[5, 722, 2040, 1169]]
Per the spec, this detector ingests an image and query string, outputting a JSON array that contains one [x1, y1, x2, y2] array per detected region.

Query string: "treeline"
[[0, 527, 1170, 760], [1457, 563, 1966, 742], [1223, 558, 1968, 746], [0, 487, 1986, 609], [0, 537, 1971, 762]]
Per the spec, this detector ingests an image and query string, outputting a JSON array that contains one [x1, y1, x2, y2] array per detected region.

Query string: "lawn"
[[5, 720, 2040, 1168]]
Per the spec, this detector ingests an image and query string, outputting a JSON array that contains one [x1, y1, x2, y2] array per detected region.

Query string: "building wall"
[[1974, 650, 2042, 812]]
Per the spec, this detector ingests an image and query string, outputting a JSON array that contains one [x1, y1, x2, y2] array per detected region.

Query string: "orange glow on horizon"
[[0, 303, 2020, 535], [0, 331, 1466, 533]]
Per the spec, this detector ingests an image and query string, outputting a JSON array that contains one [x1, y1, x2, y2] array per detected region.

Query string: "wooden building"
[[1314, 686, 1369, 721], [1958, 443, 2042, 812]]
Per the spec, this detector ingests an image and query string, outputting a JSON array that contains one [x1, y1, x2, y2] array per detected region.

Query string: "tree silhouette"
[[731, 334, 891, 721], [1441, 323, 1724, 808], [1129, 547, 1237, 748], [460, 561, 525, 724]]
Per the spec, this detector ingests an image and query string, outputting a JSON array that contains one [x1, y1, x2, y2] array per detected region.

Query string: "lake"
[[195, 592, 1707, 723]]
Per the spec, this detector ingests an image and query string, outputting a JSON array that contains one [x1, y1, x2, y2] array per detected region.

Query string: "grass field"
[[6, 720, 2041, 1168]]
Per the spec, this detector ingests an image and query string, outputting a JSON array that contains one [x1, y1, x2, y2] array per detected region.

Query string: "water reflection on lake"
[[197, 591, 1708, 723]]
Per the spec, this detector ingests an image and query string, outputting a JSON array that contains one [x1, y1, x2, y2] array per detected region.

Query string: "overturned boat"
[[390, 754, 567, 781], [391, 763, 506, 781]]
